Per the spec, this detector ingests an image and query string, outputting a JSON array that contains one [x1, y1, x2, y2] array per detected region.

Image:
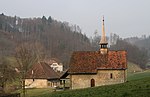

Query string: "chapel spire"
[[99, 16, 108, 54], [100, 16, 107, 44]]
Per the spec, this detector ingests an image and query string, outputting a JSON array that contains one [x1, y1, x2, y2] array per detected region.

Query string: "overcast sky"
[[0, 0, 150, 38]]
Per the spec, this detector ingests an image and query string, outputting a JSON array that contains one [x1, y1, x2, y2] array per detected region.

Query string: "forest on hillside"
[[0, 13, 150, 69], [0, 13, 93, 68]]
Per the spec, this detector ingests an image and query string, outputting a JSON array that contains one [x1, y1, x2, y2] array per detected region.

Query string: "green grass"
[[127, 62, 143, 73], [18, 70, 149, 97], [16, 88, 53, 97], [14, 69, 150, 97], [127, 70, 150, 81], [26, 88, 53, 97], [36, 77, 150, 97]]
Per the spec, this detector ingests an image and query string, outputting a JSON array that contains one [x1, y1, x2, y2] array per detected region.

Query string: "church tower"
[[99, 16, 108, 54]]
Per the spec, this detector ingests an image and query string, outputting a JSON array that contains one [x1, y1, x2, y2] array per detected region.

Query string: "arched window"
[[91, 79, 95, 87]]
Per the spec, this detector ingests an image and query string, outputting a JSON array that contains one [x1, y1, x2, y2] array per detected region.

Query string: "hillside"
[[127, 70, 150, 81], [36, 77, 150, 97], [125, 36, 150, 68], [0, 13, 149, 69], [110, 39, 149, 69], [0, 14, 93, 68], [125, 36, 150, 51], [127, 62, 143, 73]]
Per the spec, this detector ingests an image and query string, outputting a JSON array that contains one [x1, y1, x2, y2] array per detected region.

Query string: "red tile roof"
[[69, 51, 127, 74], [25, 62, 60, 79]]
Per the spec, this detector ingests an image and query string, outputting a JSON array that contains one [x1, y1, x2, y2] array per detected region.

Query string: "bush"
[[0, 93, 20, 97]]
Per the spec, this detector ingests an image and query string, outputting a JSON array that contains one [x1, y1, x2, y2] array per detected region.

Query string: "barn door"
[[91, 79, 95, 87]]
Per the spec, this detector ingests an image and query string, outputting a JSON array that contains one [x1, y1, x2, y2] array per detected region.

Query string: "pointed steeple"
[[100, 16, 107, 44], [99, 16, 108, 54]]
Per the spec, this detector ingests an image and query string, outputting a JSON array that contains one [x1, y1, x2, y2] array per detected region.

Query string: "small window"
[[33, 79, 35, 81], [110, 73, 113, 79]]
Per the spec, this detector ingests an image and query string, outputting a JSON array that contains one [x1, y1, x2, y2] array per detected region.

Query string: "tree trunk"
[[23, 79, 25, 97], [22, 71, 26, 97]]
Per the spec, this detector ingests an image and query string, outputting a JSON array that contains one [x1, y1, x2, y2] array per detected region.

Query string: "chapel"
[[68, 17, 127, 89]]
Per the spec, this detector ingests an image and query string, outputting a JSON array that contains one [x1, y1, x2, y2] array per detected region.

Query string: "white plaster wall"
[[25, 79, 48, 88]]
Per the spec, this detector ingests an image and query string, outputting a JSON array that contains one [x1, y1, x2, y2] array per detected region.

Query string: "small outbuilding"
[[25, 62, 60, 88]]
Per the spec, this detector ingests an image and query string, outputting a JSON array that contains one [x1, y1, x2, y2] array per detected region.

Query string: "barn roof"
[[69, 51, 127, 74], [25, 62, 60, 79]]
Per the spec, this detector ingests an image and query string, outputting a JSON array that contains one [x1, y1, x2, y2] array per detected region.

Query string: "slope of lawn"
[[127, 70, 150, 81], [12, 62, 149, 97], [127, 62, 143, 73], [26, 88, 53, 97], [14, 88, 53, 97], [36, 77, 150, 97]]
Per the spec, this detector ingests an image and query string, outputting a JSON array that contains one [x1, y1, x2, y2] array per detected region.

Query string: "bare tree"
[[0, 57, 16, 93], [15, 43, 38, 97]]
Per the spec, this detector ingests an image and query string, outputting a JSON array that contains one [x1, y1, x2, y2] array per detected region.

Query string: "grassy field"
[[15, 88, 54, 97], [25, 88, 53, 97], [17, 70, 150, 97], [36, 77, 150, 97], [127, 70, 150, 81], [33, 70, 150, 97], [13, 71, 150, 97], [13, 63, 150, 97], [127, 62, 143, 73]]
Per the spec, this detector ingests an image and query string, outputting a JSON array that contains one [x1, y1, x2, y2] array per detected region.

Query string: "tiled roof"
[[69, 51, 127, 74], [25, 62, 60, 79]]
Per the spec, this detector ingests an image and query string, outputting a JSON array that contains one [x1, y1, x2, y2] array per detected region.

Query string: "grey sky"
[[0, 0, 150, 38]]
